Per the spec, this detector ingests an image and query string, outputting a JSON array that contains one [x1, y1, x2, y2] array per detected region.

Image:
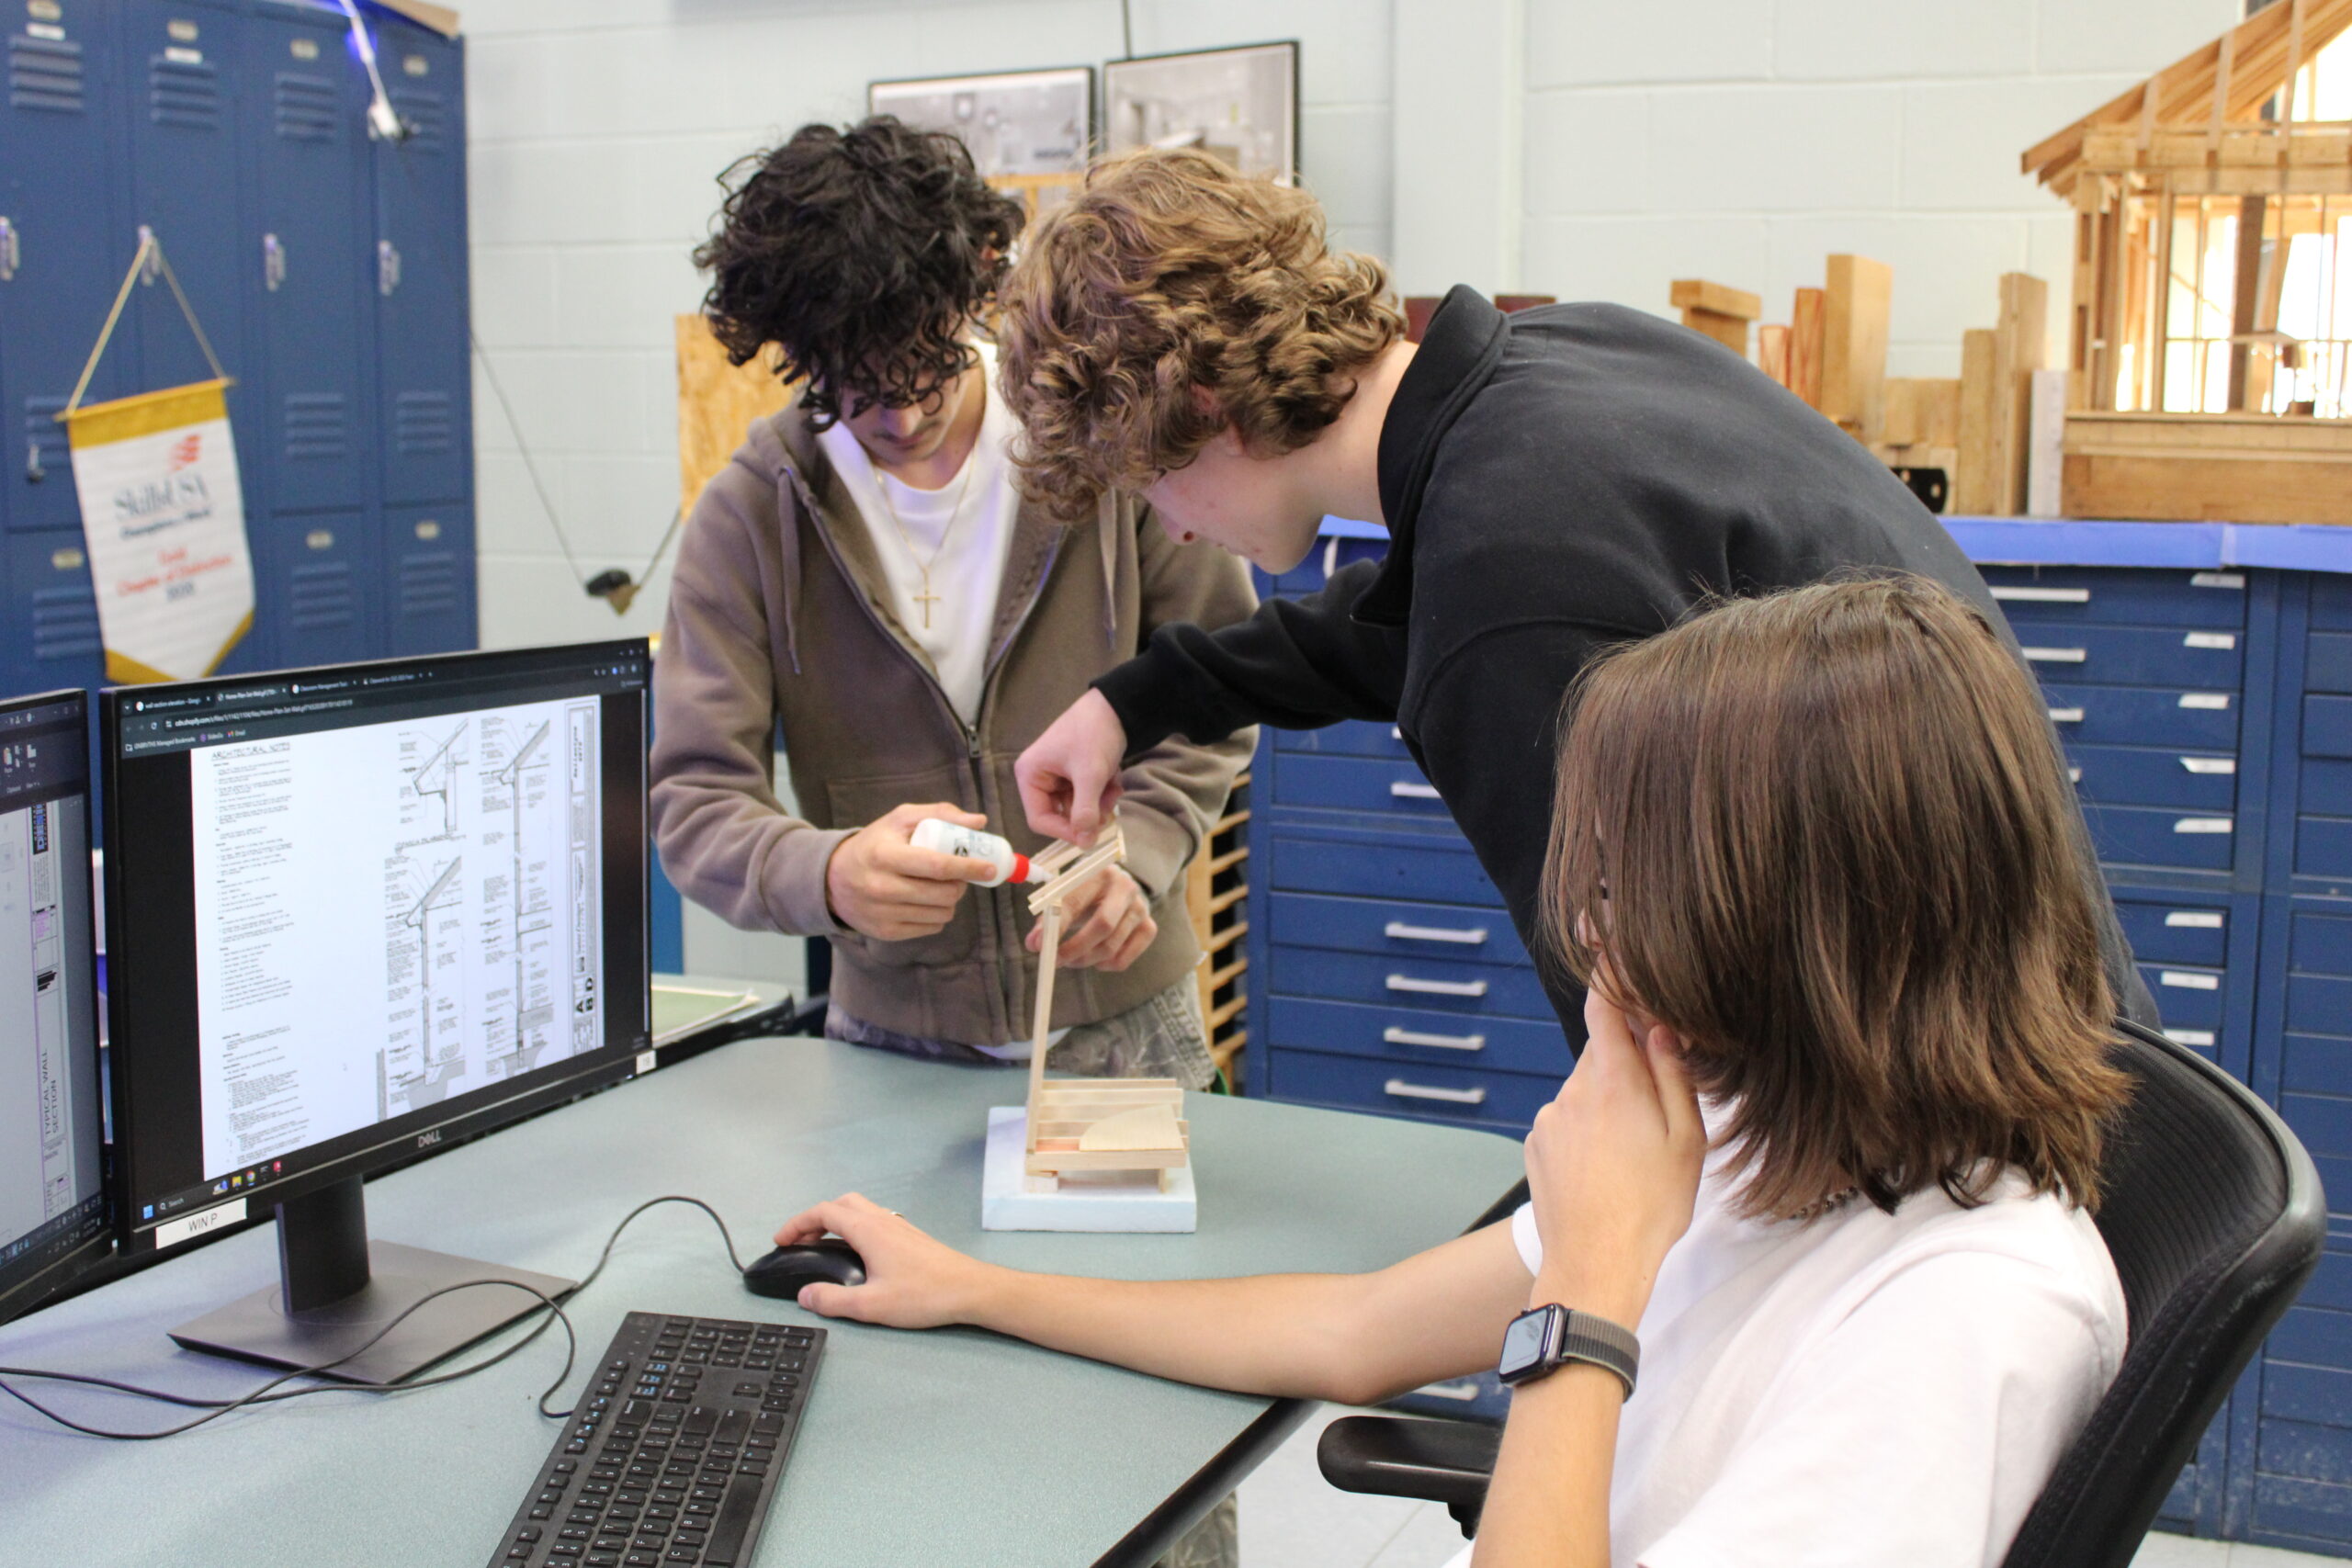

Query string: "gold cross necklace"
[[873, 404, 980, 632]]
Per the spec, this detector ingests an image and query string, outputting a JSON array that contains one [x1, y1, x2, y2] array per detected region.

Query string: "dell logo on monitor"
[[416, 1130, 443, 1150]]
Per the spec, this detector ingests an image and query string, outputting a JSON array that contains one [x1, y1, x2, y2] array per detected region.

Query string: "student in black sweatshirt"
[[1000, 148, 2156, 1045]]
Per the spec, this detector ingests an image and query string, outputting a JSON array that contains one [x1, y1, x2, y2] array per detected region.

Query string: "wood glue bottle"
[[910, 818, 1041, 887]]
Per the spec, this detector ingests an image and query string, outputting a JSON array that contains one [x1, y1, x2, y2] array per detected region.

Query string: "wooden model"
[[2023, 0, 2352, 524], [1019, 827, 1193, 1187]]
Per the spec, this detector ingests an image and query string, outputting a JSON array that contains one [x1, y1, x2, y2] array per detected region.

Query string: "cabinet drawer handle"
[[1390, 781, 1442, 800], [1384, 1077, 1487, 1104], [1385, 1026, 1487, 1052], [1323, 537, 1340, 581], [2159, 970, 2221, 991], [2179, 693, 2231, 710], [2048, 706, 2085, 724], [1390, 726, 1405, 740], [2183, 631, 2236, 650], [1991, 586, 2090, 604], [2191, 571, 2245, 590], [1385, 920, 1490, 946], [2067, 767, 2082, 784], [2179, 756, 2235, 775], [2164, 910, 2224, 930], [2023, 646, 2087, 663], [1386, 974, 1489, 998], [2166, 1029, 2217, 1047], [2172, 818, 2233, 835], [1415, 1380, 1484, 1402]]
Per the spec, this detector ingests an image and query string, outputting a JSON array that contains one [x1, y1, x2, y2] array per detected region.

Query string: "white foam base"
[[979, 1106, 1197, 1233]]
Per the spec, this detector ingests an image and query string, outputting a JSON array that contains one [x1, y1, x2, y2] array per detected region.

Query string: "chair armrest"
[[1317, 1415, 1502, 1507]]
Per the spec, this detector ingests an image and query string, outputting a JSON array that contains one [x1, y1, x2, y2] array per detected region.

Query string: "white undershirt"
[[1449, 1111, 2127, 1568], [817, 341, 1022, 727]]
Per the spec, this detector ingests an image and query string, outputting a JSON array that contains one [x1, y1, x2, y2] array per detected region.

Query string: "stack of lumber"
[[1689, 261, 2051, 516]]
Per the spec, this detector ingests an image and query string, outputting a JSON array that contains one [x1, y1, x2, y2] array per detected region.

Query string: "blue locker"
[[371, 25, 467, 507], [260, 511, 369, 670], [242, 2, 373, 514], [1, 0, 129, 542], [383, 501, 473, 654]]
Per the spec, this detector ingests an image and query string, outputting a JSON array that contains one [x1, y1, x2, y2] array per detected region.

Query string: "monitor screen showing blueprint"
[[105, 642, 650, 1247], [0, 691, 107, 1320]]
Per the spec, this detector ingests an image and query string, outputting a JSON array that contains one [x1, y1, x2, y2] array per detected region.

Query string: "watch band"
[[1555, 1309, 1640, 1400], [1498, 1303, 1640, 1398]]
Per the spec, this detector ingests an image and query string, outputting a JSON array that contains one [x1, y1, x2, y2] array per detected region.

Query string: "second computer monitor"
[[104, 640, 651, 1380], [0, 690, 107, 1325]]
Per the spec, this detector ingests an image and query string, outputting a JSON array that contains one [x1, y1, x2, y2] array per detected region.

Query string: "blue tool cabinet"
[[1243, 518, 2352, 1548], [0, 0, 474, 709]]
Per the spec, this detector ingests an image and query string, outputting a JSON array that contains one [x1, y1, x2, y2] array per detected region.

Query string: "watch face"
[[1498, 1307, 1552, 1380]]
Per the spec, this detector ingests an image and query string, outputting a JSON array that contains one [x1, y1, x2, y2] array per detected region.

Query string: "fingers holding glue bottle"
[[822, 802, 1001, 942]]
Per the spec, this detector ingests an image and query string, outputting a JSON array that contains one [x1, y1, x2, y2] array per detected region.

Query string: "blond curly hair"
[[996, 149, 1406, 523]]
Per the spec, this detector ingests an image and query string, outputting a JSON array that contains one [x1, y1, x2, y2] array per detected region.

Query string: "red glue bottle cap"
[[1010, 853, 1033, 884]]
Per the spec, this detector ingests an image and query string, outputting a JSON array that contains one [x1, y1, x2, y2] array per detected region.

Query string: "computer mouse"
[[743, 1240, 867, 1300]]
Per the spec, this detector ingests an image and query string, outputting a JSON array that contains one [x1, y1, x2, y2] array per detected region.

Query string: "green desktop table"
[[0, 1031, 1525, 1567]]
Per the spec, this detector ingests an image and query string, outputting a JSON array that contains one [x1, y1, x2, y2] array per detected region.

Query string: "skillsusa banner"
[[62, 378, 255, 682]]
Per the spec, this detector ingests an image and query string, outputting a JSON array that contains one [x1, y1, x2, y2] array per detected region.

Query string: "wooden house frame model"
[[1018, 826, 1193, 1186], [2022, 0, 2352, 524]]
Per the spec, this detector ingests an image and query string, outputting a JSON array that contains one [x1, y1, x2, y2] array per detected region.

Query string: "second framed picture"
[[869, 66, 1093, 220], [1102, 40, 1299, 185]]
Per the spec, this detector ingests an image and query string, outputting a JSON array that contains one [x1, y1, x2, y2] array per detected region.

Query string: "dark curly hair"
[[694, 117, 1025, 429]]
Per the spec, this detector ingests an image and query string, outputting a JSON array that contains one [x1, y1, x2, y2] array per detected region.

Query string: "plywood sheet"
[[675, 314, 797, 520]]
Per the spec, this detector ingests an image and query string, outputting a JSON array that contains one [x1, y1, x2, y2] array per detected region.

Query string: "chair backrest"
[[2000, 1021, 2324, 1568]]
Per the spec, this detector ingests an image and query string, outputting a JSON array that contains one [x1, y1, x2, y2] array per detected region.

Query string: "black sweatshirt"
[[1095, 286, 2154, 1044]]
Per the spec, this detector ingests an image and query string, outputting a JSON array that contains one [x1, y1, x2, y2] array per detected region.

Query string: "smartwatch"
[[1496, 1303, 1640, 1399]]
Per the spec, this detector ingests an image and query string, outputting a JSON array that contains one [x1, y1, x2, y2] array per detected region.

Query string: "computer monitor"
[[104, 640, 651, 1382], [0, 690, 108, 1326]]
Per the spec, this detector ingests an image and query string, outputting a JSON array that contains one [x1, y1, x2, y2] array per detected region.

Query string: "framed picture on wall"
[[1102, 40, 1299, 186], [867, 66, 1094, 178]]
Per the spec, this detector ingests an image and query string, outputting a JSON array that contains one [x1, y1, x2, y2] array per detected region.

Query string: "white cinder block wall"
[[1516, 0, 2245, 377]]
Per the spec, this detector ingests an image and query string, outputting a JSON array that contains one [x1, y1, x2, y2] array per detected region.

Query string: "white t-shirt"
[[816, 341, 1022, 727], [1445, 1125, 2127, 1568]]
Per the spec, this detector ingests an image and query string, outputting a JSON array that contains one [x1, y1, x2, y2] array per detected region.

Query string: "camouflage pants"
[[826, 977, 1217, 1090]]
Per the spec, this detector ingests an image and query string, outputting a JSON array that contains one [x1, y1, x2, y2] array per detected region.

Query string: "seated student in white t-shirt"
[[770, 575, 2134, 1568]]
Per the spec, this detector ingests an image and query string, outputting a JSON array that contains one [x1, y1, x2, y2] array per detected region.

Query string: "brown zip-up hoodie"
[[650, 400, 1257, 1047]]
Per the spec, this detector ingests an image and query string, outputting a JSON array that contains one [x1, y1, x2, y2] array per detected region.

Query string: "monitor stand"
[[168, 1176, 574, 1386]]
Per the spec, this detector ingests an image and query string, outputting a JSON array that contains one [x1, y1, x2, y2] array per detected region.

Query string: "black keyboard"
[[488, 1312, 825, 1568]]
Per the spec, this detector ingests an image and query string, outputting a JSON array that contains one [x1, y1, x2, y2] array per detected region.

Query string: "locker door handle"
[[2172, 818, 2233, 835], [1322, 537, 1340, 581], [0, 217, 16, 282], [1384, 1077, 1487, 1104], [2164, 910, 2224, 929], [1990, 586, 2090, 604], [2022, 646, 2087, 664], [2166, 1029, 2216, 1048], [1385, 1026, 1487, 1052], [1386, 974, 1488, 998], [263, 232, 286, 291], [1390, 781, 1442, 800], [2048, 706, 2085, 724], [1384, 920, 1490, 946], [2183, 632, 2236, 650], [2179, 757, 2235, 775], [378, 239, 401, 296], [2158, 970, 2221, 991]]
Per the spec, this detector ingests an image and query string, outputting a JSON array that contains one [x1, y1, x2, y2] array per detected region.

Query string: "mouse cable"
[[0, 1195, 754, 1440]]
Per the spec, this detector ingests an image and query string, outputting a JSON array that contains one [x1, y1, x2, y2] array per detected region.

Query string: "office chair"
[[1317, 1019, 2325, 1567]]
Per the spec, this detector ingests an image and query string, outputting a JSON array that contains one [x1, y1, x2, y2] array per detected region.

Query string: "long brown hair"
[[1542, 575, 2128, 1219]]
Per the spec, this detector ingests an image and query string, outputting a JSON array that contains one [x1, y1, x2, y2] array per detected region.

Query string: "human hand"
[[823, 802, 998, 942], [1032, 865, 1157, 971], [770, 1191, 1001, 1327], [1522, 990, 1706, 1327], [1016, 689, 1126, 845]]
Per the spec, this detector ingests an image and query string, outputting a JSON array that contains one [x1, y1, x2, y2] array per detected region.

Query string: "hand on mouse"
[[771, 1192, 1000, 1328]]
